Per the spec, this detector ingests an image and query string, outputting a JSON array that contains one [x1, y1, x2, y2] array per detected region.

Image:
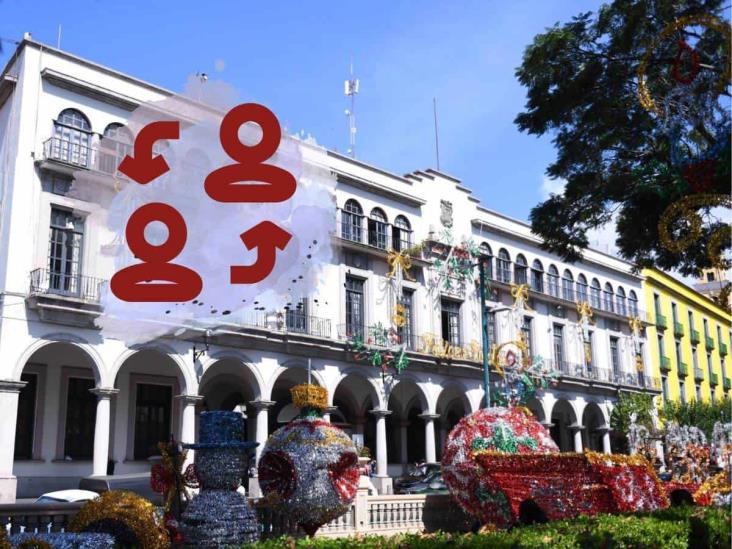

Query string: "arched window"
[[514, 254, 528, 285], [497, 249, 511, 283], [368, 208, 389, 249], [51, 108, 92, 167], [531, 260, 544, 293], [628, 290, 639, 316], [341, 199, 363, 242], [577, 274, 588, 302], [562, 270, 575, 301], [100, 122, 133, 174], [547, 265, 559, 297], [479, 243, 493, 280], [590, 278, 601, 308], [603, 283, 615, 313], [616, 287, 627, 316], [392, 215, 412, 251]]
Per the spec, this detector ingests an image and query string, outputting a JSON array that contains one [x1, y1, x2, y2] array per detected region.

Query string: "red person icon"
[[204, 103, 297, 203], [111, 203, 202, 302]]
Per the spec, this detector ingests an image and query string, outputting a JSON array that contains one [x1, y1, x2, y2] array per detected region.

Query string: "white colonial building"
[[0, 37, 659, 502]]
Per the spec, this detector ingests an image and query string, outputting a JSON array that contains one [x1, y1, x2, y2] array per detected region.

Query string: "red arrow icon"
[[118, 121, 180, 184], [231, 221, 292, 284]]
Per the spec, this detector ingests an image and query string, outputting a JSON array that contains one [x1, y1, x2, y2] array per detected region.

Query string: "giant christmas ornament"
[[258, 384, 360, 536]]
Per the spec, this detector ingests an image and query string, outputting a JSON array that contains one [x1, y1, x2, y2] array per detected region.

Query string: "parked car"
[[34, 489, 99, 504], [398, 472, 448, 495], [394, 463, 441, 492], [78, 473, 160, 504]]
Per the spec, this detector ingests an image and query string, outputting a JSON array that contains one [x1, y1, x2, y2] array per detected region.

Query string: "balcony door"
[[48, 208, 84, 296], [51, 109, 92, 167]]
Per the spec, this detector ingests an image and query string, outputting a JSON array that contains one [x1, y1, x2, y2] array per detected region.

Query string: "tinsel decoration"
[[150, 437, 199, 543], [657, 194, 731, 267], [664, 423, 712, 484], [0, 526, 8, 549], [9, 533, 115, 549], [428, 230, 481, 292], [258, 384, 360, 537], [694, 470, 732, 507], [348, 323, 409, 377], [386, 243, 422, 281], [180, 411, 260, 547], [68, 491, 170, 549]]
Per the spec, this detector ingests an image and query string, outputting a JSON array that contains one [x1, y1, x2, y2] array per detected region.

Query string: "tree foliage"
[[660, 396, 731, 438], [515, 0, 730, 276], [610, 391, 656, 436]]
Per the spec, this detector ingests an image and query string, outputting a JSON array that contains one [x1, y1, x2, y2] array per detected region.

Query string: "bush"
[[242, 506, 731, 548]]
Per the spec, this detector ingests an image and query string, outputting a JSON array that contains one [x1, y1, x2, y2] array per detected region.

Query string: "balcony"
[[720, 342, 728, 356], [690, 329, 701, 345], [677, 362, 688, 376], [240, 310, 332, 339], [655, 314, 667, 330], [710, 373, 719, 386], [673, 322, 684, 337], [705, 336, 715, 350], [660, 356, 671, 372], [724, 378, 731, 390], [29, 268, 105, 303], [39, 137, 128, 180], [693, 367, 704, 381]]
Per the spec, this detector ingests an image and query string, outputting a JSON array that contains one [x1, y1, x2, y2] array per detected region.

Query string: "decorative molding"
[[89, 387, 119, 398], [369, 409, 392, 418], [248, 400, 276, 411], [175, 394, 204, 406], [0, 379, 27, 393]]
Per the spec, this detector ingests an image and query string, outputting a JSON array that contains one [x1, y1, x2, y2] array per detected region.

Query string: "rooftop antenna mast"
[[344, 59, 359, 158]]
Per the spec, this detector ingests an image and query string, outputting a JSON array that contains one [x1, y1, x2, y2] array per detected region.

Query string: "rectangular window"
[[586, 331, 594, 371], [521, 317, 533, 357], [679, 378, 686, 403], [610, 336, 620, 380], [553, 324, 564, 369], [704, 318, 709, 338], [676, 340, 682, 367], [688, 310, 694, 328], [692, 346, 699, 370], [696, 383, 702, 401], [707, 353, 713, 381], [653, 293, 661, 316], [367, 219, 388, 249], [134, 383, 172, 460], [657, 334, 664, 358], [671, 302, 678, 324], [345, 276, 365, 337], [286, 298, 309, 333], [14, 373, 38, 459], [662, 375, 669, 401], [397, 290, 414, 349], [64, 377, 96, 459], [48, 207, 85, 295], [42, 174, 72, 196], [440, 299, 461, 347]]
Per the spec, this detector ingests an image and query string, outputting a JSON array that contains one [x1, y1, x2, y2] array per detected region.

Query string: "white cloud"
[[539, 176, 566, 199]]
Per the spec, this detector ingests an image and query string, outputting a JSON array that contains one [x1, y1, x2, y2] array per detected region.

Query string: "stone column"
[[601, 428, 612, 454], [399, 421, 409, 472], [369, 409, 392, 494], [90, 388, 119, 477], [176, 394, 204, 446], [0, 380, 26, 502], [323, 406, 337, 424], [248, 400, 275, 464], [419, 413, 439, 464], [569, 424, 584, 453]]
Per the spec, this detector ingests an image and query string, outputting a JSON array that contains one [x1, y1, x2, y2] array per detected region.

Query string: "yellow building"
[[643, 268, 732, 404]]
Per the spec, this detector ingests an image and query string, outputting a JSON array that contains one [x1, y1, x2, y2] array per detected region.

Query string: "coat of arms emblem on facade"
[[440, 200, 453, 228]]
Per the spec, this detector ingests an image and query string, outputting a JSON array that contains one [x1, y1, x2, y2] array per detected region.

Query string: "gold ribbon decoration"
[[391, 303, 407, 328], [628, 316, 643, 334], [387, 249, 416, 281], [576, 301, 595, 324], [489, 340, 530, 377], [510, 284, 533, 311]]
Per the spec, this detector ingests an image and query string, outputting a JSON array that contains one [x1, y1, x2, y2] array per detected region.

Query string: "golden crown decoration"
[[290, 383, 328, 411]]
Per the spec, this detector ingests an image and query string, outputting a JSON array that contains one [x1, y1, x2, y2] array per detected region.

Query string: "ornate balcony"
[[655, 314, 667, 330], [677, 362, 688, 376], [710, 373, 719, 386], [720, 342, 728, 356], [705, 336, 715, 350], [673, 322, 684, 337], [660, 356, 671, 372], [693, 367, 704, 381], [39, 137, 128, 180], [690, 329, 701, 345], [29, 268, 105, 303]]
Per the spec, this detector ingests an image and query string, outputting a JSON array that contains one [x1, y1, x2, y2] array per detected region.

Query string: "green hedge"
[[244, 506, 731, 549]]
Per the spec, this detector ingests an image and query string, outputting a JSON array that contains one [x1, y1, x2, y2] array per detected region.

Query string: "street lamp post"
[[478, 257, 491, 408]]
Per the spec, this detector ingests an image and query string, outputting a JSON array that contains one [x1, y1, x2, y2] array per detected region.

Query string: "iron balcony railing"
[[660, 356, 671, 372], [42, 136, 129, 176], [673, 322, 684, 337], [690, 329, 701, 344], [693, 367, 705, 382], [705, 336, 715, 350], [724, 377, 731, 390], [720, 342, 728, 356], [240, 310, 332, 338], [29, 268, 105, 303], [678, 362, 689, 376], [548, 359, 659, 389], [710, 373, 719, 386], [655, 314, 667, 330]]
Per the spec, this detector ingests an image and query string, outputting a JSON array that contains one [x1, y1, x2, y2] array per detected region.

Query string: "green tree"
[[660, 396, 731, 438], [610, 391, 656, 435], [515, 0, 730, 278]]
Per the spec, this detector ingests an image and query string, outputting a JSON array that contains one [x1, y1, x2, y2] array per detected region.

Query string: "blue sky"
[[0, 0, 604, 222]]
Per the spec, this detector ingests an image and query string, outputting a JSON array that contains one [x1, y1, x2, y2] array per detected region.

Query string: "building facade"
[[0, 38, 659, 502], [643, 268, 732, 405]]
